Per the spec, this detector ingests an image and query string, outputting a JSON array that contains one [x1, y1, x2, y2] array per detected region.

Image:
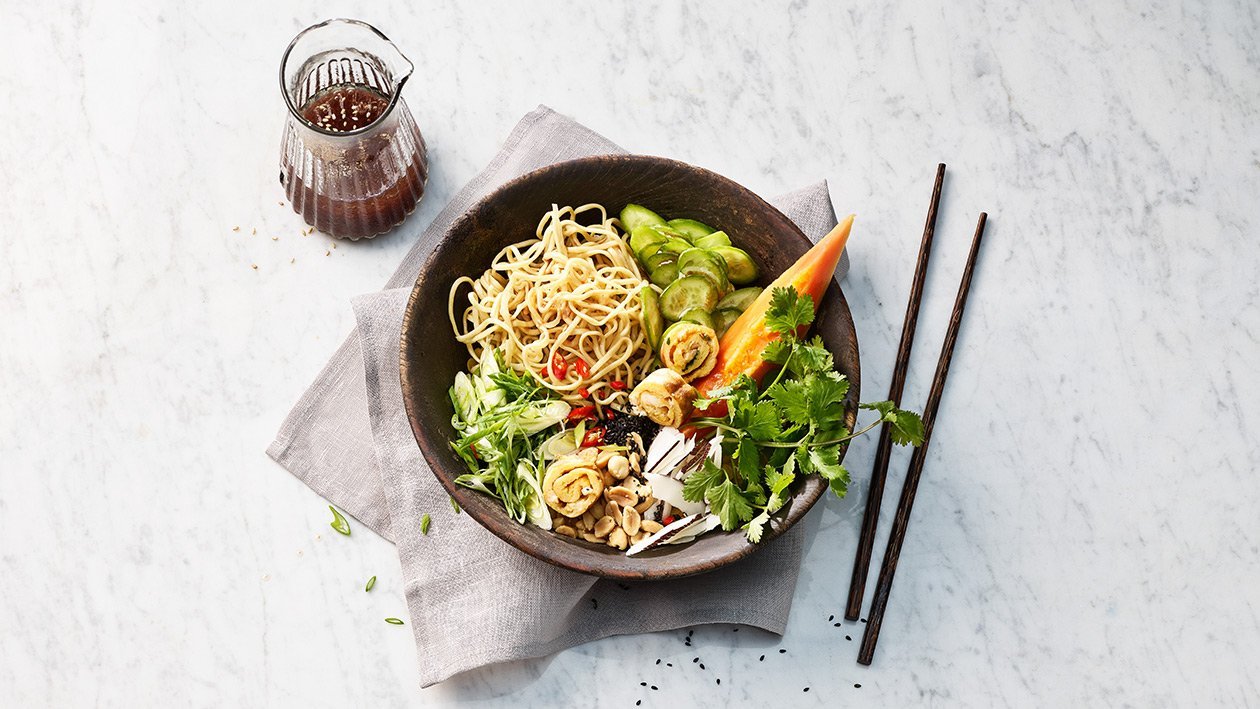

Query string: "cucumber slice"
[[657, 237, 693, 255], [629, 225, 668, 256], [677, 248, 729, 291], [713, 307, 743, 336], [620, 204, 666, 233], [677, 307, 716, 330], [650, 263, 679, 288], [645, 252, 676, 272], [694, 230, 732, 249], [711, 246, 759, 285], [640, 287, 665, 351], [666, 218, 716, 240], [659, 276, 720, 321], [637, 241, 665, 262], [717, 286, 763, 313]]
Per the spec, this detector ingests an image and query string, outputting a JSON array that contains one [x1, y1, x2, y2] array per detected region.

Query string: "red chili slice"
[[573, 358, 590, 378], [608, 380, 627, 391], [567, 405, 596, 422], [662, 515, 677, 526], [550, 351, 568, 379], [577, 386, 591, 399], [581, 426, 605, 447]]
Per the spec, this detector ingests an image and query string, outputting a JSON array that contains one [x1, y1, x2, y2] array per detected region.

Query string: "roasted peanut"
[[606, 486, 638, 508], [607, 455, 630, 480], [641, 520, 663, 534], [596, 449, 618, 468], [581, 510, 597, 529], [555, 525, 577, 538], [631, 531, 648, 545], [581, 531, 602, 544], [621, 506, 641, 536], [594, 515, 617, 538], [634, 496, 656, 515], [607, 527, 629, 550], [605, 500, 622, 526]]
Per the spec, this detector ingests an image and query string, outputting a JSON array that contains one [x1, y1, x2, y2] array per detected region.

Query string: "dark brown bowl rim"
[[400, 154, 858, 580]]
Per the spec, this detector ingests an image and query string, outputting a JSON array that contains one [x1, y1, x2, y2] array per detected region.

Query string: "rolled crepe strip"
[[659, 322, 719, 381], [629, 368, 697, 428]]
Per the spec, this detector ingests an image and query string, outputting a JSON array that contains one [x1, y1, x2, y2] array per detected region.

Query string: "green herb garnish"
[[420, 514, 431, 535], [365, 576, 376, 592], [328, 505, 351, 536], [689, 286, 925, 541], [449, 496, 461, 514], [385, 617, 405, 625]]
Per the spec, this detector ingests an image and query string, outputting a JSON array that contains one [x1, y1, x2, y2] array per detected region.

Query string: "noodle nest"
[[449, 204, 655, 406]]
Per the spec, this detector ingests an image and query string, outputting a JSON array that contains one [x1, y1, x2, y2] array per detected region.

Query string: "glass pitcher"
[[279, 19, 428, 240]]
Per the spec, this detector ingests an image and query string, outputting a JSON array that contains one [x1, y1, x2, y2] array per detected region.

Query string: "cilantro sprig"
[[687, 286, 925, 542]]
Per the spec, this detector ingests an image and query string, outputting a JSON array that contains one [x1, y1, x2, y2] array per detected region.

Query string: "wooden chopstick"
[[845, 163, 946, 621], [857, 212, 988, 665]]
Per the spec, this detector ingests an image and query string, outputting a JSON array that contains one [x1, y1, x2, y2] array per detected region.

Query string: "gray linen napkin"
[[268, 106, 848, 686]]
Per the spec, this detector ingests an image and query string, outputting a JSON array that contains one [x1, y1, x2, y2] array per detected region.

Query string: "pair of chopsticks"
[[844, 164, 988, 664]]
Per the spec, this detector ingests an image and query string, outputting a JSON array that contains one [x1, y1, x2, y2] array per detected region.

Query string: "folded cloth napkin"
[[268, 105, 848, 686]]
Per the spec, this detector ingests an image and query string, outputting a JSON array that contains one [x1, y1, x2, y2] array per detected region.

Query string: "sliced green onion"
[[365, 576, 376, 592], [420, 514, 432, 535], [328, 505, 351, 536], [385, 617, 404, 625], [449, 496, 461, 514]]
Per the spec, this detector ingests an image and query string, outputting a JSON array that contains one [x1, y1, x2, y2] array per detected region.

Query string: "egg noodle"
[[448, 204, 656, 406]]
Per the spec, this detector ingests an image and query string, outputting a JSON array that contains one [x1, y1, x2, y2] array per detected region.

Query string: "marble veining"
[[1, 0, 1257, 705]]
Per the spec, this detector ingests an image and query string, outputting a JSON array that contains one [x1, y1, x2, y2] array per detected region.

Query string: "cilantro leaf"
[[765, 287, 815, 337], [742, 478, 768, 508], [735, 437, 763, 486], [746, 510, 770, 543], [808, 445, 850, 498], [765, 463, 796, 499], [860, 402, 926, 446], [768, 372, 849, 428], [787, 336, 834, 376], [730, 399, 783, 441], [761, 338, 793, 365], [706, 478, 755, 531], [681, 459, 726, 503]]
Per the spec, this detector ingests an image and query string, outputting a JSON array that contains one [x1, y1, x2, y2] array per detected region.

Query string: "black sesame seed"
[[833, 622, 842, 627], [854, 683, 862, 688], [636, 701, 642, 706], [845, 635, 852, 641], [700, 663, 705, 670], [861, 618, 867, 623], [655, 659, 661, 665], [650, 686, 658, 691], [716, 678, 721, 685], [829, 614, 834, 621], [804, 687, 810, 692], [759, 654, 765, 662], [640, 682, 646, 686], [693, 657, 699, 663], [667, 663, 672, 667], [779, 649, 787, 654]]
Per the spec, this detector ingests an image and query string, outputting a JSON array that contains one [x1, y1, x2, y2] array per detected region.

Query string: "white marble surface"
[[2, 0, 1258, 705]]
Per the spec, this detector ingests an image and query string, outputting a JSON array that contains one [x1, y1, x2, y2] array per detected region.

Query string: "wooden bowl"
[[401, 155, 859, 580]]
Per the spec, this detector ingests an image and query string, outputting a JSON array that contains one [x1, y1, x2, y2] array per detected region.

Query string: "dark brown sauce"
[[283, 83, 428, 239], [300, 84, 390, 133]]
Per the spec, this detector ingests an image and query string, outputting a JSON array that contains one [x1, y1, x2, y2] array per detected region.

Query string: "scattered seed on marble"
[[693, 658, 699, 663], [861, 618, 867, 623], [846, 635, 852, 641], [759, 654, 765, 661], [655, 659, 660, 665], [834, 623, 842, 627], [640, 682, 646, 686], [636, 702, 641, 707], [716, 678, 720, 685], [854, 683, 862, 688], [699, 663, 705, 670], [779, 649, 787, 654], [650, 686, 658, 691], [804, 687, 810, 693], [829, 614, 834, 621], [666, 663, 672, 667]]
